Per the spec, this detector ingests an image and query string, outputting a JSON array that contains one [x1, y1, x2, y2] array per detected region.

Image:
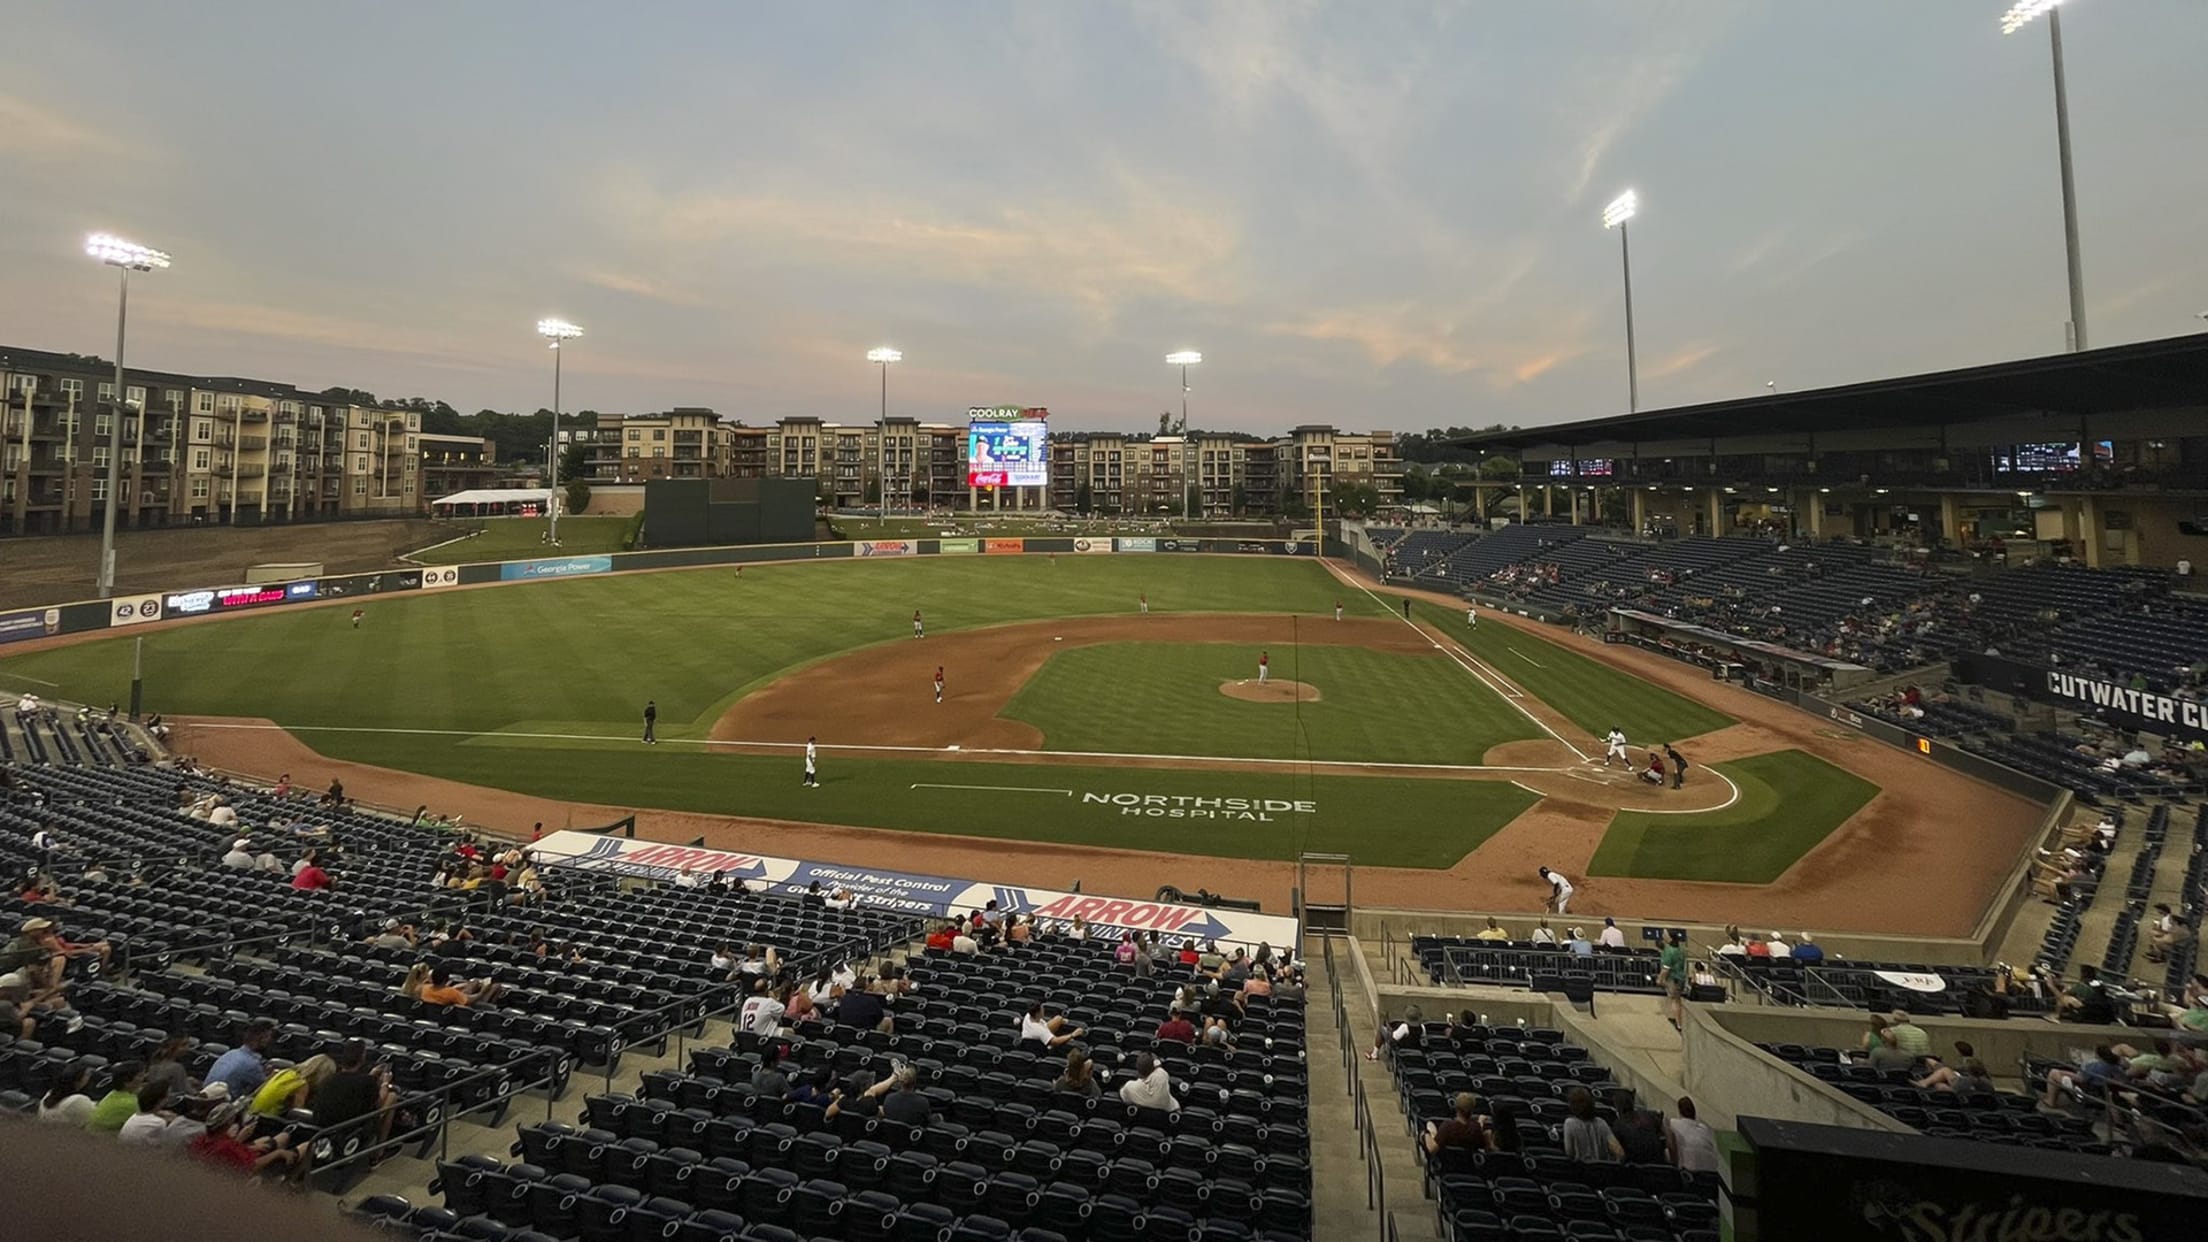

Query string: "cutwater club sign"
[[1081, 791, 1316, 822], [530, 831, 1300, 948], [2046, 671, 2208, 738]]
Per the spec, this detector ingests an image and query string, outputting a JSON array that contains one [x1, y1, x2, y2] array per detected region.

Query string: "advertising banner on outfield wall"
[[1069, 537, 1114, 554], [419, 566, 461, 589], [530, 831, 1300, 949], [984, 538, 1024, 554], [938, 538, 980, 554], [499, 555, 614, 582], [1158, 539, 1202, 553], [316, 570, 424, 599], [110, 596, 164, 627], [856, 540, 916, 557], [0, 607, 62, 645], [1115, 537, 1157, 552]]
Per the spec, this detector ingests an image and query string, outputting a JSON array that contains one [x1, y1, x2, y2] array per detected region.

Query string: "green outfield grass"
[[1002, 641, 1540, 763], [1401, 598, 1734, 745], [295, 728, 1543, 867], [408, 516, 632, 565], [1584, 749, 1878, 883]]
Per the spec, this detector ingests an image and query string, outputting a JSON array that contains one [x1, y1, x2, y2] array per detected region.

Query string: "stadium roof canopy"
[[1451, 333, 2208, 454], [427, 487, 554, 508]]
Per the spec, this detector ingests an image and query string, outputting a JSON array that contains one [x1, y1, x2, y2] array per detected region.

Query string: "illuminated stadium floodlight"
[[1601, 191, 1637, 230], [85, 232, 172, 600], [1165, 352, 1201, 516], [537, 318, 582, 543], [869, 347, 904, 509], [1600, 192, 1640, 412], [2002, 0, 2087, 350]]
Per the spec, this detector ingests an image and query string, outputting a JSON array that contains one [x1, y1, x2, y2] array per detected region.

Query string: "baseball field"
[[0, 552, 2045, 931]]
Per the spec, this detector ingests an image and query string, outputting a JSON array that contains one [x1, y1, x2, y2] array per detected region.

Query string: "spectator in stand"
[[2042, 1046, 2126, 1109], [1764, 932, 1792, 959], [2147, 905, 2186, 965], [1118, 1052, 1179, 1113], [1018, 1000, 1086, 1050], [823, 1070, 883, 1121], [205, 1019, 276, 1099], [144, 1036, 195, 1098], [1916, 1058, 1995, 1094], [1177, 940, 1202, 969], [880, 1065, 933, 1127], [1487, 1099, 1524, 1153], [219, 838, 256, 870], [1660, 931, 1689, 1031], [40, 1064, 98, 1125], [0, 973, 35, 1038], [925, 922, 957, 953], [250, 1054, 335, 1117], [290, 852, 333, 891], [314, 1041, 398, 1149], [751, 1048, 791, 1098], [1005, 914, 1032, 944], [1597, 918, 1627, 950], [1715, 926, 1747, 957], [740, 982, 789, 1036], [418, 967, 501, 1008], [738, 944, 783, 979], [1422, 1092, 1493, 1155], [117, 1084, 178, 1145], [1561, 1087, 1623, 1163], [367, 920, 416, 951], [1114, 933, 1139, 966], [1529, 920, 1557, 946], [1474, 917, 1511, 942], [1743, 933, 1770, 959], [1884, 1010, 1931, 1057], [85, 1061, 149, 1134], [1055, 1050, 1103, 1100], [1566, 928, 1594, 957], [190, 1100, 302, 1177], [1616, 1109, 1668, 1164], [1365, 1004, 1425, 1061], [1156, 1008, 1197, 1046], [2058, 966, 2115, 1024], [837, 974, 891, 1034], [951, 925, 979, 954], [1665, 1098, 1720, 1173], [1791, 934, 1825, 964]]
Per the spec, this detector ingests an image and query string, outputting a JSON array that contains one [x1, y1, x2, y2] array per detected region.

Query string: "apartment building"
[[1, 346, 416, 535], [1279, 425, 1404, 516], [419, 434, 499, 500]]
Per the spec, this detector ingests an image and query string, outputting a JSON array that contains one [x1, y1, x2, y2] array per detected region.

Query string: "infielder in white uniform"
[[1604, 727, 1630, 767], [1466, 605, 1477, 628], [1539, 866, 1575, 914], [803, 736, 819, 787], [1139, 593, 1149, 615], [912, 610, 924, 639], [1258, 651, 1270, 684]]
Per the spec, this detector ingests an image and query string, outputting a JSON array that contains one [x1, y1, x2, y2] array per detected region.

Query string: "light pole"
[[1601, 191, 1639, 412], [85, 233, 170, 599], [1166, 351, 1200, 517], [868, 347, 902, 511], [2002, 0, 2089, 350], [537, 318, 581, 544]]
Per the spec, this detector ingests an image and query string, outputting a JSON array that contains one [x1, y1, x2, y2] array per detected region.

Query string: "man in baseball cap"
[[0, 917, 64, 1001]]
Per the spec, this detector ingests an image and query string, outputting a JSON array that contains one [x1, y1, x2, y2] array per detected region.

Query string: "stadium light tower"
[[868, 347, 902, 510], [85, 232, 171, 600], [2002, 0, 2088, 351], [537, 317, 582, 544], [1165, 351, 1201, 518], [1601, 191, 1639, 412]]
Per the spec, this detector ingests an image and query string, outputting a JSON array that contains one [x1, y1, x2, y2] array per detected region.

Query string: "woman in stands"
[[1561, 1087, 1624, 1163], [250, 1053, 336, 1117], [39, 1063, 97, 1125], [1054, 1050, 1102, 1099]]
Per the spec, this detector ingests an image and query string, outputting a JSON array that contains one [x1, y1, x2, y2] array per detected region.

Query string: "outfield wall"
[[8, 533, 1351, 647]]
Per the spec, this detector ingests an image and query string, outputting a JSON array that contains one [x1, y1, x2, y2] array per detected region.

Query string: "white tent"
[[428, 488, 558, 514]]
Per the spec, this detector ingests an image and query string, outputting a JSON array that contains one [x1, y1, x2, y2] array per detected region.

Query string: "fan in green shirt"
[[84, 1061, 148, 1134]]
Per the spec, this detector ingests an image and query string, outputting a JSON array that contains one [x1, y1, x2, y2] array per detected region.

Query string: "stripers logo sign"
[[1855, 1181, 2145, 1242]]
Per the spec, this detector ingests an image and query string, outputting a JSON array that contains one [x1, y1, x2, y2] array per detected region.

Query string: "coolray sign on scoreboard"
[[965, 407, 1049, 488], [856, 540, 915, 557], [530, 831, 1300, 948]]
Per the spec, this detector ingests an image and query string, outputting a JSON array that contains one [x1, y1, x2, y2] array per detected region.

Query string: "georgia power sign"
[[531, 831, 1300, 948]]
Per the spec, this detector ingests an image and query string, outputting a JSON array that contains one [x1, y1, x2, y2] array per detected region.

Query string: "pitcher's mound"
[[1220, 679, 1321, 704]]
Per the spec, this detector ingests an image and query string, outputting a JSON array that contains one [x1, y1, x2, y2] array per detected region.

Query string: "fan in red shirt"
[[925, 924, 957, 952], [1177, 941, 1202, 968], [291, 861, 333, 891], [1156, 1012, 1198, 1044]]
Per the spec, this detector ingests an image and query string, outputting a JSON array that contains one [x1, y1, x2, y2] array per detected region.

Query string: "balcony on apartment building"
[[238, 435, 268, 452]]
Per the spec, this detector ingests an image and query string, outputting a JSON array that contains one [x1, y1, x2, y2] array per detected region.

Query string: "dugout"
[[645, 476, 815, 547]]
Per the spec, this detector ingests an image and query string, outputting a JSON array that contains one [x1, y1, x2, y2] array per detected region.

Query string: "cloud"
[[1645, 342, 1722, 380], [158, 296, 501, 374], [0, 93, 137, 160], [599, 165, 1243, 319], [1265, 303, 1589, 387], [573, 267, 708, 308]]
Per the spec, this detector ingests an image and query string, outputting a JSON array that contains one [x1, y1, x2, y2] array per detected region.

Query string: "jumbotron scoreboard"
[[966, 406, 1049, 488]]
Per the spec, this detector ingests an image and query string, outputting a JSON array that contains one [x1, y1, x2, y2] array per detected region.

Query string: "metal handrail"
[[307, 1044, 568, 1183]]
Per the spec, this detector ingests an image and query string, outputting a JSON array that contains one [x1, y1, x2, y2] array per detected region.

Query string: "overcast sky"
[[3, 1, 2202, 433]]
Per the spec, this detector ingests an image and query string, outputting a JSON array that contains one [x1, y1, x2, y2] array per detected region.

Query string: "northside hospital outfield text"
[[1088, 793, 1320, 821]]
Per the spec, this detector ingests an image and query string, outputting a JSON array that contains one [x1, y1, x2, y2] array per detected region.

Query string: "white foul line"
[[1509, 649, 1546, 667], [1326, 564, 1589, 761], [1, 674, 61, 687], [911, 783, 1073, 796]]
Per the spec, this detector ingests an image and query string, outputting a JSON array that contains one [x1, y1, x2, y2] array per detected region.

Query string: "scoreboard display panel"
[[966, 407, 1049, 487]]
